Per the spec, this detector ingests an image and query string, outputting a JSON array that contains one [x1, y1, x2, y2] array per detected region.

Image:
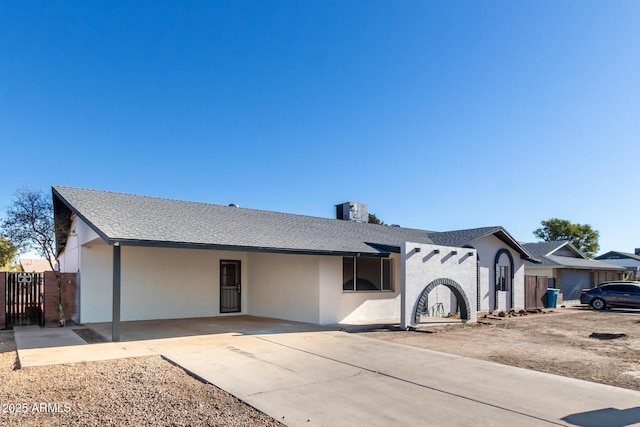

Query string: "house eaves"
[[543, 255, 626, 271]]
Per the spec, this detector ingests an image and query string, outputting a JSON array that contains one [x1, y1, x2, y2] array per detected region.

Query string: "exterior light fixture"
[[415, 247, 421, 253], [451, 250, 458, 255], [468, 251, 474, 256], [433, 249, 440, 254]]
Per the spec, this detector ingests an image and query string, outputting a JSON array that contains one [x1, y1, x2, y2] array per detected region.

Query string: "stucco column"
[[112, 243, 121, 342]]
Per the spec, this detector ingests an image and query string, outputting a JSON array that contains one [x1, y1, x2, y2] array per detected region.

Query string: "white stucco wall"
[[401, 242, 478, 328], [79, 242, 112, 323], [247, 252, 402, 325], [318, 254, 401, 324], [247, 252, 320, 324], [59, 216, 103, 273], [468, 235, 526, 312], [79, 244, 249, 323]]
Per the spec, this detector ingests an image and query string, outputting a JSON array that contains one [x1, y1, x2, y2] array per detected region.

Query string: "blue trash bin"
[[547, 288, 559, 308]]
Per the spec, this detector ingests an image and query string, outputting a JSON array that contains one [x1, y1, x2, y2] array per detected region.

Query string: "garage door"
[[559, 271, 592, 302]]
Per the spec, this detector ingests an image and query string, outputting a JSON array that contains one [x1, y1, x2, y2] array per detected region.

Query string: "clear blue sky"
[[1, 1, 639, 255]]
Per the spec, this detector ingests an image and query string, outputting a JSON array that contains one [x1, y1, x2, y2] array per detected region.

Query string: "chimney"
[[335, 202, 368, 223]]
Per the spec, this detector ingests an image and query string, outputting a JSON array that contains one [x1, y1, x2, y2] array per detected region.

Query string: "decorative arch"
[[413, 278, 471, 324], [494, 248, 515, 310]]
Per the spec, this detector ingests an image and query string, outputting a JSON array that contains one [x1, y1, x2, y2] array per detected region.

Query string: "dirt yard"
[[360, 308, 640, 391], [0, 330, 281, 427]]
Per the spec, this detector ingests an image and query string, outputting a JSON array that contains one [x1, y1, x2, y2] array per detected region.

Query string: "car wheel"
[[590, 298, 606, 310]]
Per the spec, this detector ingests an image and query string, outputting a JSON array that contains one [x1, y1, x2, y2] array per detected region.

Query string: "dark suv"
[[580, 282, 640, 310]]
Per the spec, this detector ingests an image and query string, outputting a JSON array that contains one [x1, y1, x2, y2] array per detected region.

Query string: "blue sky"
[[1, 1, 639, 255]]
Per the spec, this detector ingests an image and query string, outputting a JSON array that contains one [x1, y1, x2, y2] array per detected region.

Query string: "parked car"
[[580, 282, 640, 310]]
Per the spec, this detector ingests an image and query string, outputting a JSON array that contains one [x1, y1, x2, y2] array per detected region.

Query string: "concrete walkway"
[[12, 319, 640, 426]]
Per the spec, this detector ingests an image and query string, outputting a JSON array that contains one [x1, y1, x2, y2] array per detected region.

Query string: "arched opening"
[[494, 249, 515, 310], [413, 278, 471, 324]]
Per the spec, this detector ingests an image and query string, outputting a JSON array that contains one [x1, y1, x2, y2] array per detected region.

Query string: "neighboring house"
[[19, 258, 53, 272], [595, 249, 640, 280], [52, 186, 538, 340], [523, 241, 624, 303]]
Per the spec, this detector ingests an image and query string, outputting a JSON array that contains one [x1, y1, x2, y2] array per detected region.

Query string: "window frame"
[[342, 257, 393, 292], [496, 265, 511, 292]]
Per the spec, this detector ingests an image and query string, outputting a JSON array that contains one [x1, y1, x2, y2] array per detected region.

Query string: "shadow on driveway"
[[563, 406, 640, 427]]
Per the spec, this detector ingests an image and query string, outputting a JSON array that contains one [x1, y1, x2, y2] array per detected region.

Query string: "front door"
[[220, 260, 241, 313]]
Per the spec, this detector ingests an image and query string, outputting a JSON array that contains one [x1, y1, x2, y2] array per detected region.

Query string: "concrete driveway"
[[16, 317, 640, 426]]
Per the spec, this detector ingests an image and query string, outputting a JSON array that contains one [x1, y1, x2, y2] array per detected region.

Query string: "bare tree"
[[1, 188, 65, 326]]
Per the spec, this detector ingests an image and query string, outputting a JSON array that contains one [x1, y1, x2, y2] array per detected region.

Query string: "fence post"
[[42, 272, 78, 327], [0, 272, 5, 329], [43, 271, 58, 327]]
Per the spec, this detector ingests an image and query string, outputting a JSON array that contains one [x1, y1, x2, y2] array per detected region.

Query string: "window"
[[342, 257, 392, 292], [496, 265, 510, 291]]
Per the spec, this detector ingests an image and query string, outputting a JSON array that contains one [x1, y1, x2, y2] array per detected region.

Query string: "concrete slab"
[[14, 325, 159, 368], [14, 325, 87, 349], [17, 342, 158, 368], [87, 315, 331, 341]]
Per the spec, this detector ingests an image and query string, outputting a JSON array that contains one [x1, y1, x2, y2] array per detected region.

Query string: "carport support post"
[[112, 243, 121, 342]]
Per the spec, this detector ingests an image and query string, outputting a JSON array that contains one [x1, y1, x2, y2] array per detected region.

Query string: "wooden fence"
[[525, 275, 548, 309], [1, 271, 77, 329]]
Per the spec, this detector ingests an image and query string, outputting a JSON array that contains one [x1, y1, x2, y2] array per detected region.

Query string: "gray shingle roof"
[[53, 186, 435, 256], [596, 251, 640, 262], [429, 227, 538, 261], [522, 241, 570, 259], [52, 186, 536, 260], [523, 242, 623, 271]]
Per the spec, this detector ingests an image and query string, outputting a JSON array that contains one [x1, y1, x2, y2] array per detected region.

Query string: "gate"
[[5, 272, 44, 327], [525, 275, 547, 309]]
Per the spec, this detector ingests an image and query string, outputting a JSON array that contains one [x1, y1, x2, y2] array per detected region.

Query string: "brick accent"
[[413, 278, 471, 324], [43, 272, 78, 327], [0, 273, 5, 329]]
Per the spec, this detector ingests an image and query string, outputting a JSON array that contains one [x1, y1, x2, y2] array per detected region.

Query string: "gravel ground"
[[359, 308, 640, 391], [0, 330, 282, 427]]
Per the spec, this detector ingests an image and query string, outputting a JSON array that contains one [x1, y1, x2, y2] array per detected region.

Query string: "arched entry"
[[413, 278, 471, 324], [494, 249, 515, 310]]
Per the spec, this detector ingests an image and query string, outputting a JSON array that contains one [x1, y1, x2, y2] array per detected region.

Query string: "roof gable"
[[523, 241, 587, 260], [523, 241, 624, 271]]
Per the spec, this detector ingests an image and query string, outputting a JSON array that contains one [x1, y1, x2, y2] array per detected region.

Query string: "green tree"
[[1, 188, 66, 325], [368, 213, 385, 225], [0, 237, 18, 270], [533, 218, 600, 258]]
